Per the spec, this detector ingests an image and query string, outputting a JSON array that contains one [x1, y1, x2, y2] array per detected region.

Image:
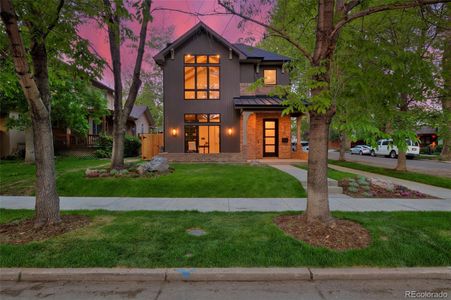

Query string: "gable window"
[[263, 69, 277, 85], [184, 54, 220, 100]]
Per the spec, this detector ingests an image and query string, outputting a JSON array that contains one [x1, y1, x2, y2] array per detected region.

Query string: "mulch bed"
[[274, 214, 371, 251], [0, 215, 91, 244]]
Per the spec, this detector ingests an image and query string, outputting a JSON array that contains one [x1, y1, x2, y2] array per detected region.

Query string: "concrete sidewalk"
[[328, 164, 451, 199], [1, 196, 450, 212]]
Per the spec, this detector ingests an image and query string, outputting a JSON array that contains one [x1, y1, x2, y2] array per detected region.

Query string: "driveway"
[[328, 152, 451, 178]]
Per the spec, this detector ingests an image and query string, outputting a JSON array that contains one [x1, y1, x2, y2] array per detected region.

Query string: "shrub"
[[348, 186, 359, 193], [94, 134, 141, 158]]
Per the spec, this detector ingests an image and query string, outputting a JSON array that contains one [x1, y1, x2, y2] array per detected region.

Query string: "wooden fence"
[[140, 133, 163, 160]]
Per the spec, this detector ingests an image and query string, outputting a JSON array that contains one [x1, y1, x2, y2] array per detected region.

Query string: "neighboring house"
[[0, 80, 154, 157], [154, 22, 307, 161], [0, 112, 25, 158]]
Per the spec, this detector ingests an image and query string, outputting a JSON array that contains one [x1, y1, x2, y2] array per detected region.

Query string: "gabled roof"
[[154, 22, 246, 65], [130, 105, 154, 125], [233, 44, 291, 62]]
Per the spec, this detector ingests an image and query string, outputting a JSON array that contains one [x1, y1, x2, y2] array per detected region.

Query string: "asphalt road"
[[328, 151, 451, 178], [1, 279, 450, 300]]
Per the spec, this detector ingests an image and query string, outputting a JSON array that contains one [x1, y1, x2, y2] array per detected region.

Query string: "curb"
[[1, 267, 450, 282]]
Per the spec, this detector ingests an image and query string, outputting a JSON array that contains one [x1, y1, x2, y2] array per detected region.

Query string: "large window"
[[184, 113, 221, 123], [184, 113, 221, 153], [184, 54, 220, 100]]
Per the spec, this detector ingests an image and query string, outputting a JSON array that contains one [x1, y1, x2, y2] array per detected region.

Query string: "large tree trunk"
[[306, 111, 333, 223], [1, 0, 60, 226], [24, 126, 35, 163], [111, 120, 126, 168], [396, 151, 407, 171], [440, 4, 451, 161], [338, 132, 347, 161]]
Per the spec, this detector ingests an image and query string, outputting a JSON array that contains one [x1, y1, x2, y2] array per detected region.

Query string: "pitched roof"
[[154, 22, 246, 64], [233, 96, 286, 110], [233, 44, 291, 61], [130, 105, 154, 125]]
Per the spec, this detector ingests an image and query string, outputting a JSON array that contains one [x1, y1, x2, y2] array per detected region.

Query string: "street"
[[1, 279, 450, 300], [328, 152, 451, 178]]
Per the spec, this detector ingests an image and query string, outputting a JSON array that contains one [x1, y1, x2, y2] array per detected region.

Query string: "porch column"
[[242, 111, 253, 146]]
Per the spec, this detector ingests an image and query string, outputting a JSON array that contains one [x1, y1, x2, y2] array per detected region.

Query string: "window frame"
[[184, 113, 221, 123], [263, 69, 277, 85], [184, 54, 221, 100]]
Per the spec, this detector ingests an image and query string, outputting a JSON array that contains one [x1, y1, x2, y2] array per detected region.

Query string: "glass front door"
[[185, 125, 220, 154], [263, 119, 278, 157]]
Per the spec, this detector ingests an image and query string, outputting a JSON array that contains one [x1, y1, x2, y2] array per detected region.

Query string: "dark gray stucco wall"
[[161, 30, 241, 153]]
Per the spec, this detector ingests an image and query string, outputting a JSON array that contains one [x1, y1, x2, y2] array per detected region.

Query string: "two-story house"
[[154, 22, 307, 161]]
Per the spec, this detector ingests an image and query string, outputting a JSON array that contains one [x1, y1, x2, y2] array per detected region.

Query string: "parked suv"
[[371, 139, 420, 158]]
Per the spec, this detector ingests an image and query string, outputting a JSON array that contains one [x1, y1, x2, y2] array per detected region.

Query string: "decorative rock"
[[85, 169, 100, 178], [369, 178, 395, 191], [138, 156, 169, 173]]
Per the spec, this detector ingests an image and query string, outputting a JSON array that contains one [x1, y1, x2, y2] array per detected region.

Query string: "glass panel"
[[197, 91, 208, 99], [265, 129, 275, 137], [209, 55, 220, 64], [209, 114, 220, 123], [198, 114, 208, 123], [263, 69, 276, 85], [209, 67, 220, 89], [184, 114, 196, 122], [196, 55, 208, 63], [184, 67, 195, 89], [209, 126, 220, 153], [185, 91, 195, 99], [197, 67, 207, 89], [209, 91, 220, 99], [198, 126, 209, 154], [265, 121, 275, 129], [265, 145, 275, 153], [265, 137, 275, 144], [185, 126, 197, 153], [184, 55, 195, 63]]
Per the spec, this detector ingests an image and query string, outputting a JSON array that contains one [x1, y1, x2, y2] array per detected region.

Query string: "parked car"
[[350, 145, 372, 155], [371, 139, 420, 158]]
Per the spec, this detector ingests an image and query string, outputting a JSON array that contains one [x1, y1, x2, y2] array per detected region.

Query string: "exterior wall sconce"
[[227, 128, 233, 136], [171, 128, 178, 137]]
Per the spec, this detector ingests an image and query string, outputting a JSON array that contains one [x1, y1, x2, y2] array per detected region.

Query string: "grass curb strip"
[[1, 267, 449, 282]]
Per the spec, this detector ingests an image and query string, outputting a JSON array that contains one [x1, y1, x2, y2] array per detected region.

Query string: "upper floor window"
[[263, 69, 277, 85], [184, 54, 220, 100]]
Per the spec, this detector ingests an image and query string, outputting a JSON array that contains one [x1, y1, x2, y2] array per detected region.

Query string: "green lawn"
[[1, 210, 450, 267], [329, 160, 451, 189], [296, 164, 358, 181], [0, 157, 305, 198]]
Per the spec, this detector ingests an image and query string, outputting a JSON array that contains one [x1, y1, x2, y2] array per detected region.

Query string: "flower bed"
[[339, 176, 435, 198]]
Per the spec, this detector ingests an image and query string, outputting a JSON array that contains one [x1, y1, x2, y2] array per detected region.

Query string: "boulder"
[[85, 168, 100, 178], [369, 178, 395, 191], [138, 156, 169, 174]]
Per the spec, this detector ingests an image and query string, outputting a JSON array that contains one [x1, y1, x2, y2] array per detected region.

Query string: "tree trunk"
[[396, 151, 407, 171], [1, 0, 60, 226], [306, 111, 333, 223], [24, 126, 35, 163], [440, 4, 451, 161], [338, 132, 347, 161], [111, 120, 126, 168]]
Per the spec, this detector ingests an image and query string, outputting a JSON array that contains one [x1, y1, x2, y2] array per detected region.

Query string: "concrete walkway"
[[268, 164, 343, 194], [1, 196, 450, 212], [328, 164, 451, 199]]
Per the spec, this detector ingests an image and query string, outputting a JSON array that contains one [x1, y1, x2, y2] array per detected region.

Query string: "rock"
[[369, 178, 395, 191], [85, 169, 100, 178], [138, 156, 169, 173]]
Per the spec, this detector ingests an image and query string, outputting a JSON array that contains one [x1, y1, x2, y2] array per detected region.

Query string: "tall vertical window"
[[184, 54, 220, 100]]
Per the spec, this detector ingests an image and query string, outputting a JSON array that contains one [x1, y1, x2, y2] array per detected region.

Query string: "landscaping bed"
[[339, 176, 436, 199], [0, 210, 450, 267]]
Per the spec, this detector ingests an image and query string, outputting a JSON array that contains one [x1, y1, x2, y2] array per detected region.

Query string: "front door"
[[263, 119, 278, 157]]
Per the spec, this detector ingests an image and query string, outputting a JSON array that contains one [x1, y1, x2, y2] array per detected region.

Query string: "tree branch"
[[331, 0, 451, 40], [43, 0, 64, 39]]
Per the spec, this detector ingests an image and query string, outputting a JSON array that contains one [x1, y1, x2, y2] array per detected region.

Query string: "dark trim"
[[263, 119, 279, 157]]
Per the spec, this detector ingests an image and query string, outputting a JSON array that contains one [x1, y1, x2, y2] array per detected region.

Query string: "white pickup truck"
[[371, 139, 420, 159]]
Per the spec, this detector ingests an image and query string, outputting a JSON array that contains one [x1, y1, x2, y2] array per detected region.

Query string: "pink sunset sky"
[[78, 0, 269, 86]]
